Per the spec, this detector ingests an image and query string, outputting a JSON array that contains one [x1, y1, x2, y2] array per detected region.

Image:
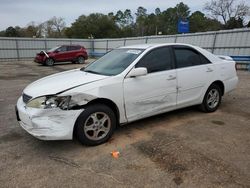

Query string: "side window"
[[200, 54, 211, 65], [75, 46, 81, 50], [135, 47, 173, 73], [67, 46, 73, 51], [68, 46, 80, 51], [174, 48, 201, 68], [57, 46, 67, 52]]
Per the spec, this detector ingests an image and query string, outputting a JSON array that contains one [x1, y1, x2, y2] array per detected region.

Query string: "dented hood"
[[23, 69, 108, 97]]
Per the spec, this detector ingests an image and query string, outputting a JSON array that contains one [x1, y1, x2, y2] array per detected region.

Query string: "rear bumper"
[[16, 97, 83, 140], [224, 76, 238, 93]]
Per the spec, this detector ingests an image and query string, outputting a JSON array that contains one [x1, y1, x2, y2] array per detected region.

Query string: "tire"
[[77, 56, 85, 64], [200, 84, 222, 112], [75, 104, 116, 146], [45, 58, 54, 66]]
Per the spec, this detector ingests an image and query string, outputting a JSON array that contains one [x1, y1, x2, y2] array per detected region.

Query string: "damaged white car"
[[16, 43, 238, 146]]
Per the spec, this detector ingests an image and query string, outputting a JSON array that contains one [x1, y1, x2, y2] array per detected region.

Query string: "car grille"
[[22, 93, 32, 104]]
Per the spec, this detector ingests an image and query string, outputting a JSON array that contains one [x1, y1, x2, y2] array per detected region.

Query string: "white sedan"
[[16, 43, 238, 146]]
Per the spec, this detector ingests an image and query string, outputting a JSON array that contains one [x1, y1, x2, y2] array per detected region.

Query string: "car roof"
[[119, 43, 221, 63], [119, 43, 195, 49], [61, 44, 81, 47]]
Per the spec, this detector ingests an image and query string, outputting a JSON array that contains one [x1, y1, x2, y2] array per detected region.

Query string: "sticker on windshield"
[[126, 50, 142, 55]]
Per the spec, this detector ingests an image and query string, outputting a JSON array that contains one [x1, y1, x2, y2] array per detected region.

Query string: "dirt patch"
[[133, 131, 249, 187], [49, 156, 80, 168], [125, 164, 146, 171], [211, 120, 225, 125], [173, 176, 183, 185], [0, 132, 23, 143], [0, 74, 39, 80]]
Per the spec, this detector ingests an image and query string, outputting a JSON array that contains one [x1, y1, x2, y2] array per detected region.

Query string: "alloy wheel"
[[207, 89, 219, 109], [83, 112, 111, 141]]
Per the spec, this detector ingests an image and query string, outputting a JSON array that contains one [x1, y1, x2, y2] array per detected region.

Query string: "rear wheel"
[[200, 84, 222, 112], [77, 56, 85, 64], [45, 58, 54, 66], [75, 104, 116, 146]]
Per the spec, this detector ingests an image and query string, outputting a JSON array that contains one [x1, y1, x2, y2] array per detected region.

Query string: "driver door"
[[123, 47, 177, 122]]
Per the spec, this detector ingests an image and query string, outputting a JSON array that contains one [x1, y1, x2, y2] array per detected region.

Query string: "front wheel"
[[200, 84, 222, 112], [45, 58, 54, 66], [75, 104, 116, 146]]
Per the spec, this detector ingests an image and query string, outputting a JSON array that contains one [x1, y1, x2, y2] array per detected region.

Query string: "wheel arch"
[[72, 98, 120, 138], [45, 57, 55, 63], [77, 54, 86, 60], [210, 80, 225, 96]]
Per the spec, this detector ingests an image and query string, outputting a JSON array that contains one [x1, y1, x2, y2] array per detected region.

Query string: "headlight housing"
[[26, 95, 71, 110]]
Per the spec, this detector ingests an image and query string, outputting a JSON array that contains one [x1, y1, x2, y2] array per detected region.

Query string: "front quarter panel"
[[61, 75, 127, 123]]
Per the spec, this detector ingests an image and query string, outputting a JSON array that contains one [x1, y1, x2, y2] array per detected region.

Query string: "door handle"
[[167, 75, 176, 80], [206, 68, 213, 72]]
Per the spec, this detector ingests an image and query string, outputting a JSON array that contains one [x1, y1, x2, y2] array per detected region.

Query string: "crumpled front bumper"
[[16, 97, 83, 140]]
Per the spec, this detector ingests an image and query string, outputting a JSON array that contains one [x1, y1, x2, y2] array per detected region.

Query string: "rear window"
[[174, 48, 210, 68]]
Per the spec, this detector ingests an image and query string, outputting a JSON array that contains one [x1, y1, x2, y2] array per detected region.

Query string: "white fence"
[[0, 28, 250, 61], [0, 38, 91, 61]]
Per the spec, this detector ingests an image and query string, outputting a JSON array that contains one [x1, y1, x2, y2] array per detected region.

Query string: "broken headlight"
[[26, 96, 71, 110]]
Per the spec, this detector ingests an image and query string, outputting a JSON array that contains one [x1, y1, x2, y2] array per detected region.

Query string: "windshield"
[[47, 46, 60, 52], [83, 49, 143, 76]]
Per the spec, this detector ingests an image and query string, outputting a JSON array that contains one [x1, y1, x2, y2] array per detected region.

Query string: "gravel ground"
[[0, 60, 249, 188]]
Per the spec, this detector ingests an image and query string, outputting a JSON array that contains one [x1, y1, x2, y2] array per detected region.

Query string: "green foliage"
[[189, 11, 222, 32], [136, 6, 148, 36], [0, 30, 5, 37], [67, 13, 119, 38], [5, 26, 19, 37], [225, 17, 244, 29]]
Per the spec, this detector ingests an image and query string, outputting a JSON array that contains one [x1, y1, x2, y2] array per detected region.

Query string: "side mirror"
[[54, 50, 60, 53], [127, 67, 148, 78]]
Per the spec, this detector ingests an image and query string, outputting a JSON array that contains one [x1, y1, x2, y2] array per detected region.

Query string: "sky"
[[0, 0, 249, 30]]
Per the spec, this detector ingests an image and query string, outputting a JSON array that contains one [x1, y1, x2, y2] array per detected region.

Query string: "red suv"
[[34, 45, 88, 66]]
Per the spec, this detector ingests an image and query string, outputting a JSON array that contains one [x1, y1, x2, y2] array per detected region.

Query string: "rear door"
[[173, 46, 215, 106], [123, 47, 177, 121], [67, 46, 80, 60]]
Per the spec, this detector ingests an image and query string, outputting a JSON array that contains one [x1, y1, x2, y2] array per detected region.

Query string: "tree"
[[136, 6, 148, 36], [144, 13, 158, 35], [41, 17, 66, 38], [189, 11, 222, 32], [67, 13, 119, 38], [155, 8, 161, 16], [113, 9, 134, 37], [225, 17, 244, 28], [115, 10, 133, 28], [204, 0, 250, 24], [176, 2, 190, 18], [160, 3, 190, 34], [0, 30, 5, 37], [5, 26, 19, 37], [23, 22, 42, 37], [155, 8, 161, 35]]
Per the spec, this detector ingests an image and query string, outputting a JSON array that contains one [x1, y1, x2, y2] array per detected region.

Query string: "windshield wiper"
[[84, 70, 102, 75]]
